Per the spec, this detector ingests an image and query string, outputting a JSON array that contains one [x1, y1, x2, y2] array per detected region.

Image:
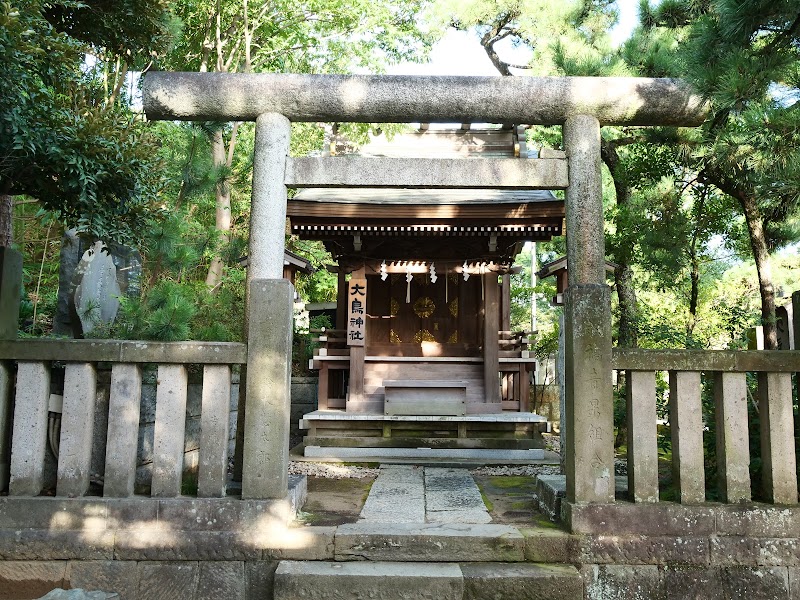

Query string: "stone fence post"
[[0, 247, 22, 491], [562, 115, 615, 504]]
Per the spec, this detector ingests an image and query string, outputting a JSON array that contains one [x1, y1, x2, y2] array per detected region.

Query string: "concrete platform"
[[290, 443, 561, 467], [305, 446, 546, 461]]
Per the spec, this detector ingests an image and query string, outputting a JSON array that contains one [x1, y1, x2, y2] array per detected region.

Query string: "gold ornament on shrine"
[[413, 297, 435, 318], [449, 297, 459, 317], [414, 329, 435, 343]]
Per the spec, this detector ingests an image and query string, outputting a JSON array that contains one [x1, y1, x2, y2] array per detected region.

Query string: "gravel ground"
[[470, 465, 561, 477], [288, 461, 380, 479], [543, 433, 561, 454], [288, 461, 564, 479]]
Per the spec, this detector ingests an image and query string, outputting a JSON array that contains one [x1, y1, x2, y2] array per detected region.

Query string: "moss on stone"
[[488, 475, 536, 491], [476, 483, 494, 512]]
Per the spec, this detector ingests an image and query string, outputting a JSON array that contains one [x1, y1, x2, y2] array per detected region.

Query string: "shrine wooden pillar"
[[483, 273, 501, 406], [336, 269, 347, 330], [501, 274, 511, 332], [346, 266, 366, 409]]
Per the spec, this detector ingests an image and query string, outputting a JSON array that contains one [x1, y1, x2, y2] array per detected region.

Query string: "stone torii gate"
[[143, 73, 706, 505]]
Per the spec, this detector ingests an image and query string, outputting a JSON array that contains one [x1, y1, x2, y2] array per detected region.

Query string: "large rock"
[[55, 231, 141, 337], [74, 241, 122, 335]]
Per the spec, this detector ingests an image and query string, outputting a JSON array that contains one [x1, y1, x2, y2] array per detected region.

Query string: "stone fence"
[[0, 339, 321, 499], [0, 339, 246, 499], [616, 349, 799, 504], [560, 348, 800, 535]]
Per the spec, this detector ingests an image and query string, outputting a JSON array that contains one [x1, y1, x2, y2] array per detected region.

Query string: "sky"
[[387, 0, 641, 76]]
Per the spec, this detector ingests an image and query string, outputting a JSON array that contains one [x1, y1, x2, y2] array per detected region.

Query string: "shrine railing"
[[0, 339, 246, 498], [309, 328, 536, 411], [309, 328, 349, 409], [499, 330, 534, 411], [611, 349, 800, 506], [498, 330, 530, 356]]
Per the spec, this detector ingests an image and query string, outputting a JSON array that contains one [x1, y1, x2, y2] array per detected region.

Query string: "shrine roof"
[[291, 188, 560, 205]]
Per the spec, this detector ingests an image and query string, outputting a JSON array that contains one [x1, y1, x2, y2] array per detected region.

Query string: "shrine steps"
[[277, 466, 581, 600], [363, 362, 486, 406], [274, 560, 583, 600], [298, 410, 551, 462]]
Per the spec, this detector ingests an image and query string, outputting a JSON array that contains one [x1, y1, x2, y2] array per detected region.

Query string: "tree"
[[159, 0, 433, 288], [431, 0, 617, 75], [431, 0, 648, 346], [645, 0, 800, 349], [0, 0, 174, 247]]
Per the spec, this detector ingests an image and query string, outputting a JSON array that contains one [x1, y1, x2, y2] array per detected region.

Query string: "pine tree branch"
[[760, 10, 800, 54], [471, 11, 532, 76]]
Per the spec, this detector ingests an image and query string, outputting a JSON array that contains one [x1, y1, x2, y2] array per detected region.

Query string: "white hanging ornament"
[[406, 265, 413, 303], [429, 262, 437, 283], [462, 260, 470, 281], [380, 260, 388, 281]]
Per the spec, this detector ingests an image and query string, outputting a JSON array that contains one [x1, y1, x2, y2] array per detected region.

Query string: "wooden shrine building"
[[289, 126, 565, 453]]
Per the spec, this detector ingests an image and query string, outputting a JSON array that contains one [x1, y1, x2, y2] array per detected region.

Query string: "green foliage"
[[0, 0, 172, 245], [162, 0, 433, 74], [429, 0, 618, 74], [509, 246, 534, 332], [293, 313, 333, 376], [532, 324, 558, 360], [102, 269, 246, 342], [41, 0, 174, 65]]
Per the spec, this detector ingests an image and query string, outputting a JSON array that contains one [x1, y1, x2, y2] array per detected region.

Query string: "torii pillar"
[[241, 113, 293, 501], [563, 115, 615, 504]]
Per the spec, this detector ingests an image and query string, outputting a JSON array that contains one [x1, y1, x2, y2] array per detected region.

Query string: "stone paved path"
[[358, 465, 492, 524]]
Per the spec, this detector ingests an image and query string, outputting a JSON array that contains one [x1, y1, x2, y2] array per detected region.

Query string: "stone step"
[[304, 446, 545, 461], [460, 563, 583, 600], [534, 474, 629, 522], [303, 435, 541, 450], [274, 560, 583, 600], [334, 522, 525, 562]]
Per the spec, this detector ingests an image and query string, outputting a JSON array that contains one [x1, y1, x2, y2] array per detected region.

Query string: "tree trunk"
[[740, 192, 778, 350], [687, 192, 703, 342], [205, 128, 232, 288], [602, 139, 638, 348], [0, 194, 13, 248], [615, 263, 638, 347], [704, 168, 778, 350], [687, 255, 700, 340]]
